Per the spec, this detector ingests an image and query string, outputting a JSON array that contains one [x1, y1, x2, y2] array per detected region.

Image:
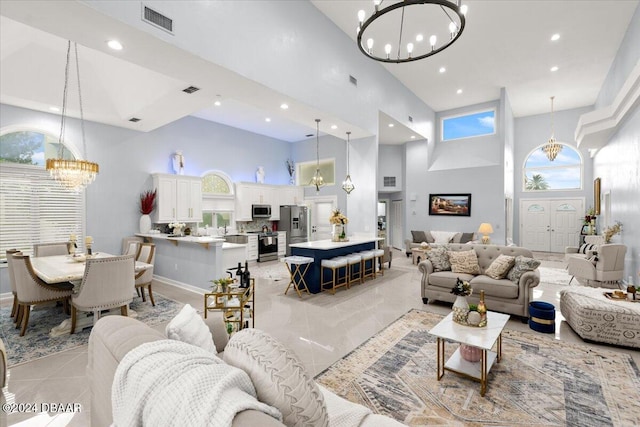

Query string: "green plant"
[[139, 190, 156, 215], [210, 277, 235, 290], [468, 303, 478, 312]]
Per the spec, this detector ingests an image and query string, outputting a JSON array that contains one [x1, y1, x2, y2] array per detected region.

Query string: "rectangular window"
[[297, 159, 335, 186], [442, 109, 496, 141], [201, 210, 233, 228], [0, 163, 85, 260]]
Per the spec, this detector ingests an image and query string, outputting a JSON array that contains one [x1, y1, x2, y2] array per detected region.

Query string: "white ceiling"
[[1, 1, 637, 146]]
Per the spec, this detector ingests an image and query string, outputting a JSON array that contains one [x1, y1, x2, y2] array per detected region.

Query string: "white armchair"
[[71, 255, 135, 334], [564, 235, 605, 263], [567, 244, 627, 288]]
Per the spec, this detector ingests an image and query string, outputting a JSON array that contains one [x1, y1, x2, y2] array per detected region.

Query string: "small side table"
[[411, 248, 428, 264], [282, 256, 314, 297]]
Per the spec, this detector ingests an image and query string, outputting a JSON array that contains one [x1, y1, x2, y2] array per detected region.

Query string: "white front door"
[[391, 200, 404, 250], [520, 198, 583, 252], [306, 197, 337, 241]]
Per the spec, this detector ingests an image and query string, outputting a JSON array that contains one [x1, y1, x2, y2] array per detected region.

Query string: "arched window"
[[200, 171, 234, 230], [523, 144, 582, 191], [202, 172, 232, 195], [0, 129, 83, 259]]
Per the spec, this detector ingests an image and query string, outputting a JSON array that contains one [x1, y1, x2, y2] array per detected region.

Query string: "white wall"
[[378, 145, 404, 192]]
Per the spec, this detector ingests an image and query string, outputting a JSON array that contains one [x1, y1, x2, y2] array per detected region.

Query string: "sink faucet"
[[224, 224, 228, 235]]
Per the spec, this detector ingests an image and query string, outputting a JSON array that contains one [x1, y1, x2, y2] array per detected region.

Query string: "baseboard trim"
[[153, 275, 207, 295]]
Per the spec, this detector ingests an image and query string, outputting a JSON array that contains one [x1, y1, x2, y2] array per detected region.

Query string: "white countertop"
[[136, 233, 224, 245], [289, 237, 383, 250]]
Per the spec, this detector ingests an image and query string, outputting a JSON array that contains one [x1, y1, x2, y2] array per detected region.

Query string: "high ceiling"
[[0, 1, 637, 145]]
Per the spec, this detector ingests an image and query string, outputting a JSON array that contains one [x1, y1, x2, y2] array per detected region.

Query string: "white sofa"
[[405, 230, 476, 256]]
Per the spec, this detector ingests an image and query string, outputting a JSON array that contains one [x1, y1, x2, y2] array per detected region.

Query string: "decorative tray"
[[603, 292, 639, 302]]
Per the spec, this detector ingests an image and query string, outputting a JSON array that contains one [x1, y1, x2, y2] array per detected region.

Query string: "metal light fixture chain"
[[74, 42, 88, 161]]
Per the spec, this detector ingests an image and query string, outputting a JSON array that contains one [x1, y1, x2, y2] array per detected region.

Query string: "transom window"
[[442, 109, 496, 141], [523, 144, 582, 191], [297, 159, 335, 186]]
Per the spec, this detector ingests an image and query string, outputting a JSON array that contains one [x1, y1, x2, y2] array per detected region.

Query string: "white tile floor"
[[3, 249, 639, 426]]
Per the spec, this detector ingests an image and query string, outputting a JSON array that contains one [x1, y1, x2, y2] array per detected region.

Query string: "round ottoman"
[[529, 301, 556, 333]]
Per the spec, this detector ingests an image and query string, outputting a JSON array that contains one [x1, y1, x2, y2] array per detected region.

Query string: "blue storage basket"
[[528, 301, 555, 334]]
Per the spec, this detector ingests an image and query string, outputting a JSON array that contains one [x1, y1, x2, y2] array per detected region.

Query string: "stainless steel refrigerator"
[[279, 205, 308, 255]]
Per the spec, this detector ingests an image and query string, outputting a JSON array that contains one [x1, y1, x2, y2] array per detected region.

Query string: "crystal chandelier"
[[541, 96, 563, 161], [46, 41, 99, 192], [342, 131, 355, 194], [309, 119, 325, 193], [357, 0, 468, 64]]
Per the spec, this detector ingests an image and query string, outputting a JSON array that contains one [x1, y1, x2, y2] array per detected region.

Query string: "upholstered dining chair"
[[6, 249, 20, 319], [135, 243, 156, 306], [9, 253, 74, 336], [121, 236, 143, 257], [71, 255, 135, 334], [33, 242, 71, 257]]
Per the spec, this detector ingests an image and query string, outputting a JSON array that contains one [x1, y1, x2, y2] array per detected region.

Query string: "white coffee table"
[[428, 310, 510, 396]]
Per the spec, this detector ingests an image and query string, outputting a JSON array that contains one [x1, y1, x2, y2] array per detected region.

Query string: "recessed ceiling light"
[[550, 66, 559, 72], [551, 33, 560, 41], [410, 135, 416, 139], [456, 89, 463, 94], [214, 100, 221, 106], [331, 125, 337, 130], [265, 118, 271, 122], [280, 103, 289, 110], [388, 123, 394, 128], [49, 106, 60, 112], [107, 40, 123, 50], [416, 34, 424, 42], [439, 67, 446, 73]]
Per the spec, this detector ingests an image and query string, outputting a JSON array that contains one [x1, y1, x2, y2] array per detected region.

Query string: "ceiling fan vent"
[[129, 117, 141, 123], [142, 5, 173, 33], [349, 75, 358, 86], [182, 86, 200, 94]]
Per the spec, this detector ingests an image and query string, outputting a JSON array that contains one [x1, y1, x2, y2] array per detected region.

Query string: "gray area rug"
[[1, 293, 183, 366], [316, 309, 640, 426]]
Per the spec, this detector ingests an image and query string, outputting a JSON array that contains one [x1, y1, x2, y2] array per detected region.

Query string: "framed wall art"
[[429, 194, 472, 216]]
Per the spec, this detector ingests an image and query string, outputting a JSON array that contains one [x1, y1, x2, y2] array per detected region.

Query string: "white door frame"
[[304, 195, 338, 241], [391, 199, 404, 250], [520, 197, 585, 252]]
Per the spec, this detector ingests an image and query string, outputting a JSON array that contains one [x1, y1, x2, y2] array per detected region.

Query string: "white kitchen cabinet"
[[278, 186, 304, 206], [152, 174, 203, 223], [277, 231, 286, 256], [247, 235, 258, 261]]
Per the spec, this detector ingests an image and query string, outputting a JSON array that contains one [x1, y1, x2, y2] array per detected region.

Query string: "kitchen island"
[[289, 237, 383, 293], [136, 233, 247, 291]]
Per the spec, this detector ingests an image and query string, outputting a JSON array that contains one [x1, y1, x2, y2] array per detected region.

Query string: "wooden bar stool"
[[283, 256, 314, 298], [374, 248, 385, 277], [359, 251, 376, 281], [321, 257, 349, 294], [346, 254, 363, 286]]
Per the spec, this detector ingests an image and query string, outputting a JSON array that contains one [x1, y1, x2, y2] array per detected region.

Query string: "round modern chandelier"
[[356, 0, 468, 64]]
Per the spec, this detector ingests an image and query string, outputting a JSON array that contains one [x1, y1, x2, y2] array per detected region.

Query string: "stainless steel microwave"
[[252, 204, 271, 218]]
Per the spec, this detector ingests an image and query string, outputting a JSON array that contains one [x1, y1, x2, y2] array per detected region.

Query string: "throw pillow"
[[447, 250, 481, 275], [165, 304, 217, 354], [459, 232, 475, 244], [411, 230, 428, 243], [579, 243, 596, 254], [425, 246, 451, 271], [484, 254, 516, 279], [507, 255, 541, 283], [223, 329, 329, 427]]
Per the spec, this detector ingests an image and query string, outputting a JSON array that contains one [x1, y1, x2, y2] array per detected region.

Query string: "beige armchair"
[[33, 242, 71, 257], [71, 255, 135, 334], [9, 253, 74, 336], [135, 243, 156, 306], [564, 235, 605, 263], [567, 244, 627, 288]]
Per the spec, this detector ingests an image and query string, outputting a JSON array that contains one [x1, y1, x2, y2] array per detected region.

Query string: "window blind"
[[0, 163, 85, 260]]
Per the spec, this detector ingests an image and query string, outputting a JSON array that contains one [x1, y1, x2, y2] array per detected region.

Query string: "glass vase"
[[452, 295, 469, 324]]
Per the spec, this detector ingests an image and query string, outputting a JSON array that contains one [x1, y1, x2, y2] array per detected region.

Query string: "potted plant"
[[139, 190, 156, 233]]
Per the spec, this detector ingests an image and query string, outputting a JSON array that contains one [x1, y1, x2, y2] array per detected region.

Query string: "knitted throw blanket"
[[111, 340, 282, 427]]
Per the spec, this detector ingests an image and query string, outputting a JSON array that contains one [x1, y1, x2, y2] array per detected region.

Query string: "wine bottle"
[[235, 262, 243, 282], [477, 290, 487, 325], [243, 261, 251, 288]]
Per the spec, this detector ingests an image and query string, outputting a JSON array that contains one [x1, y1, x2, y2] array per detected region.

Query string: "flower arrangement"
[[210, 276, 235, 290], [451, 278, 472, 296], [329, 209, 349, 225], [603, 221, 622, 243], [139, 190, 156, 215], [169, 222, 186, 234]]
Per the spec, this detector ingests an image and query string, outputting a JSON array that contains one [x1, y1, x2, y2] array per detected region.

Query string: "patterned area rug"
[[539, 266, 572, 286], [1, 293, 184, 367], [316, 309, 640, 427]]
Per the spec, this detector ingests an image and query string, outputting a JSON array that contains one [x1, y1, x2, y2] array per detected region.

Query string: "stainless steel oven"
[[257, 232, 278, 262]]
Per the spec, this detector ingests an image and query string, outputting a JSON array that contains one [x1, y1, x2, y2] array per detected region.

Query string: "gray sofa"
[[419, 244, 540, 318], [88, 315, 402, 426], [405, 230, 476, 256]]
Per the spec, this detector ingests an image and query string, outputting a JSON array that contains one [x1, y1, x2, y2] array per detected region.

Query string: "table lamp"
[[478, 223, 494, 244]]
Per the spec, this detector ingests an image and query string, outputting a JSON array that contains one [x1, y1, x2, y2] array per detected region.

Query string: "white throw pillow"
[[224, 328, 329, 427], [165, 304, 217, 354]]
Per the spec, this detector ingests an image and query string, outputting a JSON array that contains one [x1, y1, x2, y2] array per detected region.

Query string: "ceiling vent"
[[349, 75, 358, 86], [408, 115, 413, 123], [142, 5, 173, 33], [182, 86, 200, 94], [383, 176, 396, 187], [129, 117, 141, 123], [305, 133, 314, 138]]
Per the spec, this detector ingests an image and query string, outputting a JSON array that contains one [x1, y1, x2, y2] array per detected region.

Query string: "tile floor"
[[2, 249, 639, 426]]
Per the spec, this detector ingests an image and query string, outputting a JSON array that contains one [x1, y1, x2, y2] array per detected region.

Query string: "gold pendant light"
[[46, 41, 99, 192], [541, 96, 563, 161], [342, 131, 355, 194], [309, 119, 325, 193]]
